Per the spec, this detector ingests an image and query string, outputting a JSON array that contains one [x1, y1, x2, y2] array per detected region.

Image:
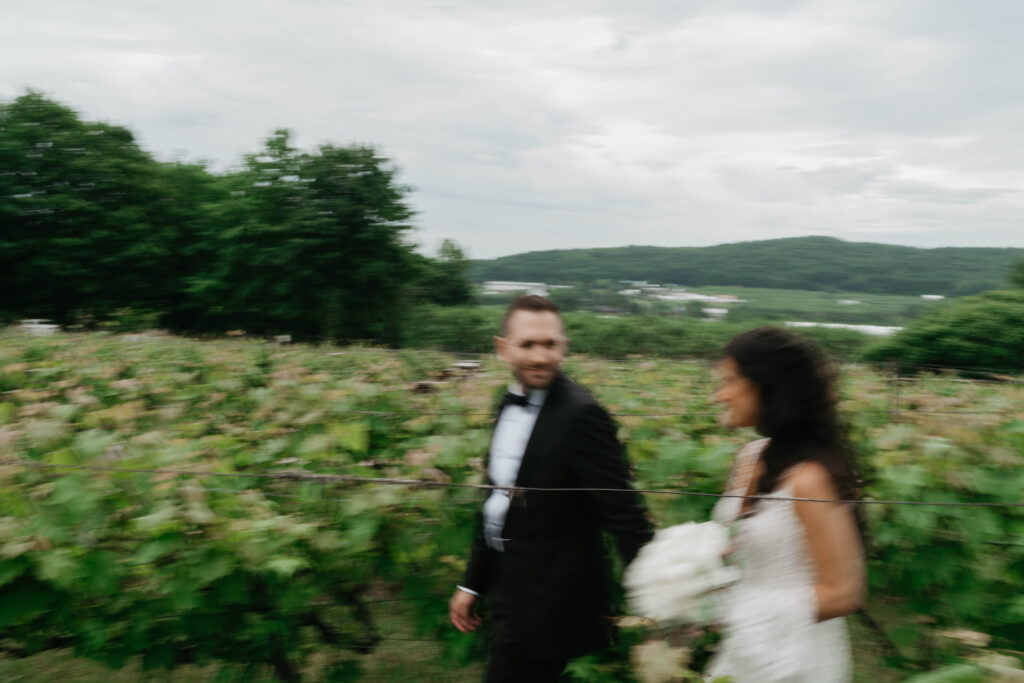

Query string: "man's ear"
[[494, 335, 506, 362]]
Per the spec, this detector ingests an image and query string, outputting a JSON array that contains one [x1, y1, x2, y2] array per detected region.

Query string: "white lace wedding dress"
[[706, 438, 852, 682]]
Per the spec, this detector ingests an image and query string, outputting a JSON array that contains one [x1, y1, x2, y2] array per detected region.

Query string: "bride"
[[706, 326, 866, 682]]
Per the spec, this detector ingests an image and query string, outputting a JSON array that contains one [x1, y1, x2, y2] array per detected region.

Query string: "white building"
[[785, 321, 902, 337], [482, 281, 550, 296], [19, 319, 60, 335]]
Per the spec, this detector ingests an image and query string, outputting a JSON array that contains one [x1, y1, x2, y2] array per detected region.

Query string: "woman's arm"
[[791, 462, 866, 621]]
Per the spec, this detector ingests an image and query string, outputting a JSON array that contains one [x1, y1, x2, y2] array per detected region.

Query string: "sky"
[[4, 0, 1024, 258]]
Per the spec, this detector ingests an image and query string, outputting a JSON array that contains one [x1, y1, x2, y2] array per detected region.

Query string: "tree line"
[[472, 236, 1024, 297], [0, 91, 473, 343]]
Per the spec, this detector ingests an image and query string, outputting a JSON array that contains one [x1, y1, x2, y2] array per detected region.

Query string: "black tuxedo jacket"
[[462, 373, 653, 661]]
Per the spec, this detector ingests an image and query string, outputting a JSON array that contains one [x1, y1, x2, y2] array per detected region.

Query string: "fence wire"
[[6, 460, 1024, 509]]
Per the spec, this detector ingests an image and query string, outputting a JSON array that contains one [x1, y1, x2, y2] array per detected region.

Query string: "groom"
[[449, 295, 653, 682]]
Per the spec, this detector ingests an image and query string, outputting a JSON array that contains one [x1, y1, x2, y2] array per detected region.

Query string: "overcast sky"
[[4, 1, 1023, 258]]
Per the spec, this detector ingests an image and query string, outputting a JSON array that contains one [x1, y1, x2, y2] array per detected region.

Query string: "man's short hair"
[[501, 295, 562, 336]]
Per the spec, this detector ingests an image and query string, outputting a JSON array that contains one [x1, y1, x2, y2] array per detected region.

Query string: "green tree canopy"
[[183, 129, 418, 343], [1, 91, 475, 344], [472, 237, 1024, 297], [415, 239, 474, 306], [864, 289, 1024, 374], [0, 92, 210, 324], [1010, 257, 1024, 288]]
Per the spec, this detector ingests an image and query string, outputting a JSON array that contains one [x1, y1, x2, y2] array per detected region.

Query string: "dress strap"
[[727, 438, 769, 496]]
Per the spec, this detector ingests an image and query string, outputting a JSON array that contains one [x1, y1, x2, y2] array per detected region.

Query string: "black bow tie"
[[501, 391, 532, 409]]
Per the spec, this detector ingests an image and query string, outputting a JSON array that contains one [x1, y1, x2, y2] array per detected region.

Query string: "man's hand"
[[449, 589, 482, 633]]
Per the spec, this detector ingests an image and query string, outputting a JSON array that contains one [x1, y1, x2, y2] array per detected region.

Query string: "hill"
[[471, 236, 1024, 296]]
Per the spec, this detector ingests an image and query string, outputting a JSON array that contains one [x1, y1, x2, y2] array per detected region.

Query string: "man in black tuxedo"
[[449, 295, 653, 682]]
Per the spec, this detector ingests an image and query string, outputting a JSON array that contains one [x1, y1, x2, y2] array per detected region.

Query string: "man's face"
[[495, 310, 567, 390]]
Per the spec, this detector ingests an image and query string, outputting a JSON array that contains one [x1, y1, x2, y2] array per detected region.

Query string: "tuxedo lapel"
[[512, 373, 567, 489]]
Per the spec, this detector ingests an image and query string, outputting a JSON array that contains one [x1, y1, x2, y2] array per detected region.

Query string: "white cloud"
[[2, 0, 1023, 257]]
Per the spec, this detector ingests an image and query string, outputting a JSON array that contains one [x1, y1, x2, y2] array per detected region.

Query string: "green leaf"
[[265, 557, 307, 577], [133, 502, 181, 532], [135, 537, 182, 564], [42, 447, 78, 465], [50, 475, 102, 518], [299, 433, 334, 457], [0, 557, 28, 587], [1008, 594, 1024, 621], [36, 548, 81, 588], [0, 577, 57, 627], [81, 551, 119, 594], [183, 502, 216, 524], [191, 552, 234, 586], [25, 420, 70, 450], [71, 429, 120, 460], [331, 422, 369, 454]]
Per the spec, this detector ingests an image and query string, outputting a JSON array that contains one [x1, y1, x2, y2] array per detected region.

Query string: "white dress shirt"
[[456, 384, 548, 597], [483, 384, 548, 552]]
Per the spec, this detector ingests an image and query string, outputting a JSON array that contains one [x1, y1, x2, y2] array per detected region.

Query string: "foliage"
[[863, 290, 1024, 374], [0, 91, 474, 344], [177, 128, 419, 344], [1010, 257, 1024, 288], [402, 304, 499, 353], [0, 331, 1020, 681], [564, 313, 875, 361], [0, 333, 492, 679], [472, 236, 1024, 297], [403, 306, 876, 362], [414, 240, 475, 307], [0, 92, 213, 325]]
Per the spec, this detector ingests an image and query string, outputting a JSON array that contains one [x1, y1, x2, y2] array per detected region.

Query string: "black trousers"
[[483, 635, 567, 683]]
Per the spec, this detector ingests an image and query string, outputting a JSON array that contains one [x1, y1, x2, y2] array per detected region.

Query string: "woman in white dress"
[[706, 327, 866, 682]]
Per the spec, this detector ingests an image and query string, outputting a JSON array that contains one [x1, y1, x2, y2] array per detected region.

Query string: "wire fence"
[[6, 460, 1024, 509]]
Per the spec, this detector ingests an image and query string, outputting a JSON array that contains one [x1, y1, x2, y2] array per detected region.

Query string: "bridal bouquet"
[[623, 521, 741, 626]]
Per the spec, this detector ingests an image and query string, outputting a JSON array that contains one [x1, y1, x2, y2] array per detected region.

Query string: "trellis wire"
[[6, 460, 1024, 509]]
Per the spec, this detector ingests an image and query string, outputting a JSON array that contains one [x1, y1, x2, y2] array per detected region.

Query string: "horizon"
[[471, 234, 1024, 260]]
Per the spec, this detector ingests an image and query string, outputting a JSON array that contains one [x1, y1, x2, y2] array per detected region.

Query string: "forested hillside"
[[472, 237, 1024, 296]]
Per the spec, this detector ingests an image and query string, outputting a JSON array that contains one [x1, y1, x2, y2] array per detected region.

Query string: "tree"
[[184, 129, 417, 343], [864, 289, 1024, 374], [0, 92, 456, 344], [417, 239, 473, 306], [472, 237, 1024, 297], [1010, 257, 1024, 288], [548, 285, 588, 312], [0, 91, 209, 325]]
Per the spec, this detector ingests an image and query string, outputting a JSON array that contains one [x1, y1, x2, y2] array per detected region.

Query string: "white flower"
[[623, 521, 741, 625]]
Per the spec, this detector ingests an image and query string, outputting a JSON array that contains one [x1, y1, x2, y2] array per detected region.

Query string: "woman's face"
[[714, 356, 761, 428]]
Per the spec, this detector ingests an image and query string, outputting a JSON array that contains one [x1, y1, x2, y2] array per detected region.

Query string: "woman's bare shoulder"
[[789, 461, 840, 500]]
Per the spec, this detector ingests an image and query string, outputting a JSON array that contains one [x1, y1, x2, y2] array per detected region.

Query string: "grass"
[[681, 284, 947, 326]]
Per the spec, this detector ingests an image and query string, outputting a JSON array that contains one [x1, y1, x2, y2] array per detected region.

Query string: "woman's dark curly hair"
[[724, 326, 861, 505]]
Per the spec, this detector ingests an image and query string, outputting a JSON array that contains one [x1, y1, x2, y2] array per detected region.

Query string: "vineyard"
[[0, 330, 1022, 681]]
